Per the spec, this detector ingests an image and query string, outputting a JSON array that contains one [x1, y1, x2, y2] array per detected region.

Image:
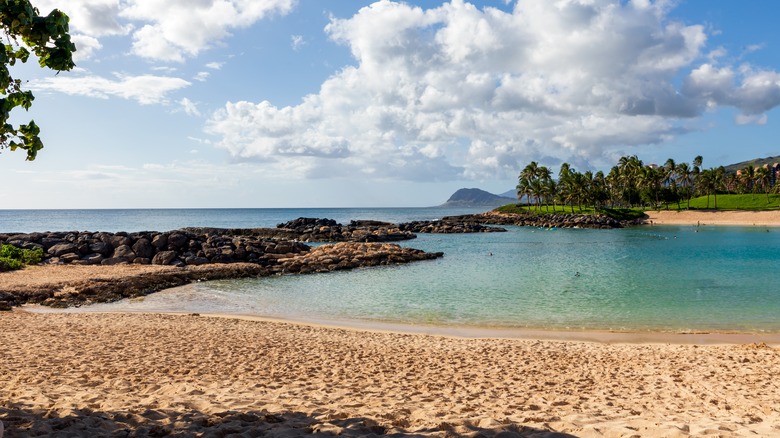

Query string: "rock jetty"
[[443, 211, 636, 229], [397, 220, 506, 233], [0, 231, 444, 309], [183, 218, 417, 243], [274, 242, 443, 275], [0, 230, 311, 267]]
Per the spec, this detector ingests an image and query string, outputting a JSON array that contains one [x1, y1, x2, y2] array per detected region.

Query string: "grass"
[[494, 204, 645, 221], [494, 193, 780, 219], [669, 193, 780, 211]]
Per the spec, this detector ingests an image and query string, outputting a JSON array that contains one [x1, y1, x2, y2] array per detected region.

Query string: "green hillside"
[[723, 156, 780, 173]]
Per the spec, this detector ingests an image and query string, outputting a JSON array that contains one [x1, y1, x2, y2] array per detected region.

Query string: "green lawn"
[[675, 194, 780, 211], [495, 193, 780, 217]]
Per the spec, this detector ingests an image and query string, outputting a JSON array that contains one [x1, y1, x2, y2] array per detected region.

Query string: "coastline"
[[644, 209, 780, 226], [2, 310, 779, 437], [4, 213, 780, 436]]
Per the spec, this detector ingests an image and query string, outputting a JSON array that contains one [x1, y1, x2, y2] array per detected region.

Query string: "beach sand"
[[2, 311, 779, 437], [644, 210, 780, 226]]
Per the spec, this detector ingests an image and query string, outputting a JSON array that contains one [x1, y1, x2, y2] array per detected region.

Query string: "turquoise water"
[[28, 208, 779, 333]]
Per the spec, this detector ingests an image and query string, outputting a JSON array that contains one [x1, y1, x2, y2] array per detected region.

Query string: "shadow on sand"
[[1, 404, 579, 437]]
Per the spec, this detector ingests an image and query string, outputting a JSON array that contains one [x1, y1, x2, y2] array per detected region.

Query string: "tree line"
[[517, 155, 780, 211]]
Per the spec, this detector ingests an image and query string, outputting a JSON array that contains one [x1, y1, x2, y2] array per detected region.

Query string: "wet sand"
[[2, 311, 779, 437]]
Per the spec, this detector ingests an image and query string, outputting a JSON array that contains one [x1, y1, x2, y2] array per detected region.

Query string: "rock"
[[168, 232, 188, 249], [151, 234, 168, 250], [81, 253, 105, 265], [152, 250, 178, 265], [60, 253, 81, 263], [113, 244, 136, 261], [89, 241, 113, 256], [185, 256, 210, 265], [47, 243, 78, 257], [101, 257, 129, 266], [132, 238, 154, 259], [41, 237, 65, 250], [109, 235, 132, 248]]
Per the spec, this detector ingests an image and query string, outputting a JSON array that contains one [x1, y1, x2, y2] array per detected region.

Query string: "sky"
[[2, 0, 780, 208]]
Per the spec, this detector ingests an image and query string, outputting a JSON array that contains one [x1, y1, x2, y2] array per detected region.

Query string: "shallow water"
[[41, 215, 780, 333]]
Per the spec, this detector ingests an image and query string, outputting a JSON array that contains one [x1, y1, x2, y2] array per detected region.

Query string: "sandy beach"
[[2, 311, 779, 437], [644, 210, 780, 226]]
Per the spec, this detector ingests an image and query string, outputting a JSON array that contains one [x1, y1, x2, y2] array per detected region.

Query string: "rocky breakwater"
[[0, 230, 311, 267], [274, 242, 443, 275], [397, 220, 506, 233], [275, 218, 418, 242], [0, 231, 444, 309], [444, 212, 627, 229]]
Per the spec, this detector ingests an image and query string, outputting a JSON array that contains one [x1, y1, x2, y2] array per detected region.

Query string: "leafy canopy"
[[0, 0, 75, 160]]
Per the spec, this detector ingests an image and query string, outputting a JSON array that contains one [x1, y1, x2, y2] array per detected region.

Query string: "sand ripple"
[[1, 312, 779, 437]]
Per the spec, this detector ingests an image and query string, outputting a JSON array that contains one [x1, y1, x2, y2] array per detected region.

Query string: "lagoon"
[[19, 208, 780, 333]]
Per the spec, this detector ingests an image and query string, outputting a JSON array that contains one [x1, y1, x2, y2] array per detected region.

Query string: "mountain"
[[498, 189, 517, 198], [439, 188, 516, 208], [723, 156, 780, 173]]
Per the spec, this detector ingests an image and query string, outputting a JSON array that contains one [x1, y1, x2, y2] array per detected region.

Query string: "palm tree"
[[618, 155, 643, 207], [545, 178, 558, 211], [520, 162, 539, 185], [606, 166, 621, 208], [693, 155, 703, 171], [756, 166, 771, 203], [571, 172, 588, 212], [516, 177, 532, 207], [558, 163, 575, 212], [740, 165, 756, 200], [692, 155, 703, 195], [698, 167, 725, 209], [530, 178, 545, 210], [592, 170, 608, 209], [639, 165, 663, 209], [676, 162, 692, 209], [698, 169, 715, 209]]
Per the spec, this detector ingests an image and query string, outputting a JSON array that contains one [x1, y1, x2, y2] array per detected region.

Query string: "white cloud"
[[30, 73, 191, 105], [206, 0, 780, 182], [735, 114, 768, 125], [34, 0, 131, 37], [206, 62, 224, 70], [71, 34, 102, 61], [36, 0, 296, 63], [120, 0, 297, 62], [179, 98, 201, 116], [291, 34, 305, 50], [194, 71, 210, 82]]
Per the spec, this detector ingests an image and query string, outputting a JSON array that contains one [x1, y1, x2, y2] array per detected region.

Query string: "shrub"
[[0, 244, 43, 272]]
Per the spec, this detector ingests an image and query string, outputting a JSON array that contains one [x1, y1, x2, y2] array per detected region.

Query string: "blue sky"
[[2, 0, 780, 208]]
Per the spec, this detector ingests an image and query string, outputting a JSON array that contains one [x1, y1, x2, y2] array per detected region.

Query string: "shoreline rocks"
[[274, 242, 443, 275], [397, 220, 506, 233], [444, 211, 643, 229], [0, 230, 312, 268], [0, 237, 444, 309]]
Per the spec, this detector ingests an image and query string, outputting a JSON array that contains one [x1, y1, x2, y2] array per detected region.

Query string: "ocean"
[[5, 208, 780, 333]]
